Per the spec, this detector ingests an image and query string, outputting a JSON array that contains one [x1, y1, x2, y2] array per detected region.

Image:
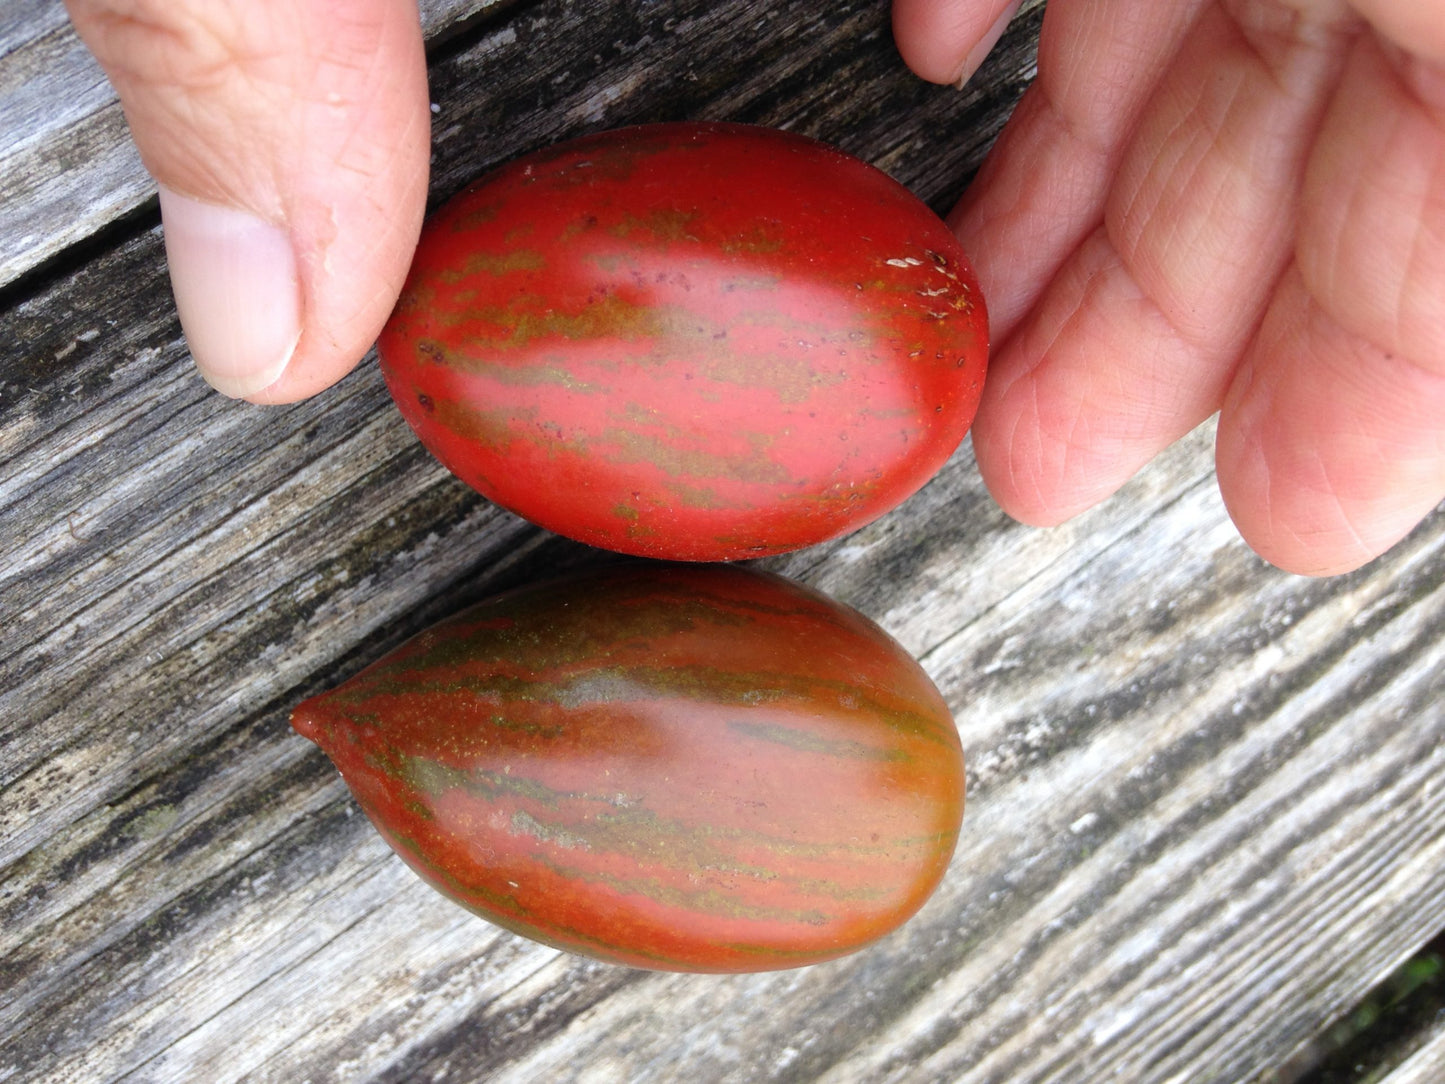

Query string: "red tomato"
[[380, 122, 988, 560], [291, 563, 964, 972]]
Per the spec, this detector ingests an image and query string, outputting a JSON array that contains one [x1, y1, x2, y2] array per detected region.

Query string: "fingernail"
[[955, 0, 1025, 89], [157, 185, 302, 399]]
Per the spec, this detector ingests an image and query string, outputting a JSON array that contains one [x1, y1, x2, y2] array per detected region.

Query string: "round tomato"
[[380, 122, 988, 560]]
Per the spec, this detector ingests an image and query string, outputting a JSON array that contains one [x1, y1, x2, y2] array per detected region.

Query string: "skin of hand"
[[894, 0, 1445, 576], [64, 0, 431, 404]]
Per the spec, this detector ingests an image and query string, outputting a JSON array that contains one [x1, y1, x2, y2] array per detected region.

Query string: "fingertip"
[[252, 5, 431, 405], [894, 0, 1026, 86], [1214, 426, 1396, 578], [156, 185, 302, 400], [233, 351, 357, 406], [969, 349, 1105, 530], [1215, 400, 1434, 579], [1215, 274, 1445, 577], [972, 435, 1105, 530]]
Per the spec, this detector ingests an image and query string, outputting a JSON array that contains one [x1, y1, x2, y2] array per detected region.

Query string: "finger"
[[892, 0, 1026, 87], [948, 0, 1206, 342], [1216, 35, 1445, 575], [971, 1, 1356, 527], [1296, 33, 1445, 368], [65, 0, 431, 404], [1347, 0, 1445, 64]]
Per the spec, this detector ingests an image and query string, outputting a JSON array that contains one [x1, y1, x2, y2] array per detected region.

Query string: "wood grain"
[[1387, 1024, 1445, 1084], [3, 1, 1443, 1081]]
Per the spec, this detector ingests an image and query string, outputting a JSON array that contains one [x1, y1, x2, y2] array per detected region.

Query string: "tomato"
[[379, 122, 988, 561], [291, 564, 964, 972]]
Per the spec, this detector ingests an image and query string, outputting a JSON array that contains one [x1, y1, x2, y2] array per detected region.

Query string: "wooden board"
[[2, 1, 1443, 1081], [1388, 1025, 1445, 1084]]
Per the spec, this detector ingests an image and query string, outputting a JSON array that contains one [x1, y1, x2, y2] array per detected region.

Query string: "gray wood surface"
[[3, 1, 1442, 1081], [1387, 1024, 1445, 1084]]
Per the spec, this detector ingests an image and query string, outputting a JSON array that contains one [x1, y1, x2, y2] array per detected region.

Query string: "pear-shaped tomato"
[[291, 564, 964, 972], [379, 122, 987, 561]]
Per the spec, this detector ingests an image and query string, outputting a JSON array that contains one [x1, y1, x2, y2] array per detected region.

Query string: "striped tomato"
[[379, 122, 988, 561], [291, 564, 964, 972]]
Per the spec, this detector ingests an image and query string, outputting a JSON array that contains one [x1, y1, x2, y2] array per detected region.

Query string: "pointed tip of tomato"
[[289, 699, 326, 745]]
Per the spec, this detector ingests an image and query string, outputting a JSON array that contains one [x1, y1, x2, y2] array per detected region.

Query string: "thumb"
[[65, 0, 431, 403]]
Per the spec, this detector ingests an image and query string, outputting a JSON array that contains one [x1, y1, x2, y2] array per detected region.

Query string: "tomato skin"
[[379, 122, 988, 561], [291, 564, 964, 973]]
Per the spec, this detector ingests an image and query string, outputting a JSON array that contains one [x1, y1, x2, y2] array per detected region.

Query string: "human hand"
[[65, 0, 431, 403], [894, 0, 1445, 576]]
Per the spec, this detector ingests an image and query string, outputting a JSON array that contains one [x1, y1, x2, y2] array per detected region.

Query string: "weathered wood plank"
[[2, 1, 1443, 1082], [1387, 1023, 1445, 1084]]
